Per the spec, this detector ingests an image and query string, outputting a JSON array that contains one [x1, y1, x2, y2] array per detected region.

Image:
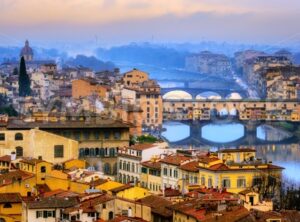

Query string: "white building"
[[117, 142, 169, 184]]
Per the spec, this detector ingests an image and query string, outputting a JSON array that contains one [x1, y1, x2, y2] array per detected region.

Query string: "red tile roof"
[[129, 143, 156, 151], [0, 193, 22, 203], [141, 160, 161, 169], [0, 155, 11, 162], [160, 154, 191, 166], [180, 160, 199, 172]]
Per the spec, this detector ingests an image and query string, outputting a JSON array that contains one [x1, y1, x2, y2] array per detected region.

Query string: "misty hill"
[[96, 43, 188, 68], [64, 55, 115, 72]]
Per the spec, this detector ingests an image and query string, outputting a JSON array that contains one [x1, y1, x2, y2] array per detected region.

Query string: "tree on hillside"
[[18, 56, 31, 97], [13, 67, 18, 76]]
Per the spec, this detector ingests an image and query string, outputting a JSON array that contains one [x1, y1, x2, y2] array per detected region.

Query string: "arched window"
[[123, 162, 126, 170], [123, 175, 126, 184], [99, 148, 105, 157], [109, 211, 114, 220], [104, 163, 111, 175], [95, 148, 100, 156], [90, 148, 95, 157], [109, 148, 115, 157], [16, 146, 23, 157], [79, 148, 85, 158], [119, 160, 123, 170], [119, 173, 122, 183], [113, 163, 117, 175], [15, 133, 23, 141], [84, 148, 90, 157]]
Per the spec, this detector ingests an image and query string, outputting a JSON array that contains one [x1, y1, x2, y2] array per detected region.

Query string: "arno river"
[[161, 121, 300, 185]]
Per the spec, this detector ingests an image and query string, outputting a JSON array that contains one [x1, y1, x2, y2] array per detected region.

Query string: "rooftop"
[[26, 196, 79, 209], [0, 193, 22, 203], [160, 154, 191, 166]]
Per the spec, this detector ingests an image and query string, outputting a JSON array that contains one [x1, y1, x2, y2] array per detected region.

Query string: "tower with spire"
[[20, 40, 34, 61]]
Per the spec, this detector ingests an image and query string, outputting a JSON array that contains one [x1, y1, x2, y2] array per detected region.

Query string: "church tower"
[[20, 40, 34, 61]]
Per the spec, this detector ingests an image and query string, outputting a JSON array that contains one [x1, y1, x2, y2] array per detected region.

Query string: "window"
[[237, 178, 246, 188], [174, 170, 178, 178], [169, 169, 172, 177], [119, 161, 122, 170], [41, 166, 46, 173], [141, 167, 147, 174], [15, 133, 23, 140], [3, 203, 12, 208], [54, 145, 64, 158], [114, 132, 121, 139], [36, 211, 43, 218], [104, 131, 110, 139], [163, 168, 167, 176], [0, 133, 5, 141], [103, 203, 106, 209], [222, 178, 231, 188], [208, 177, 212, 187], [16, 146, 23, 157], [201, 176, 205, 186]]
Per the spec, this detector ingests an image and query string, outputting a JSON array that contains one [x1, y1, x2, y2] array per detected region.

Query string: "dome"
[[20, 40, 33, 57], [196, 91, 222, 100], [163, 90, 192, 100], [226, 92, 242, 100]]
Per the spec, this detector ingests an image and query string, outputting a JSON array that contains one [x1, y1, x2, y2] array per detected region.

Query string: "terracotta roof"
[[160, 154, 191, 166], [0, 170, 34, 186], [108, 215, 148, 222], [164, 187, 181, 197], [180, 160, 199, 172], [42, 189, 79, 198], [26, 196, 79, 209], [198, 156, 220, 164], [139, 195, 172, 217], [20, 158, 50, 165], [110, 184, 133, 193], [0, 193, 22, 203], [7, 118, 131, 129], [141, 160, 161, 169], [129, 143, 156, 151], [199, 163, 284, 171], [0, 155, 11, 162]]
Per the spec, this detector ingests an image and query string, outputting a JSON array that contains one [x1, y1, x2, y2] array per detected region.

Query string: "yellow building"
[[217, 148, 256, 163], [140, 159, 162, 194], [122, 69, 163, 128], [0, 170, 36, 196], [62, 159, 86, 170], [18, 158, 53, 184], [0, 128, 79, 164], [72, 78, 109, 99], [0, 193, 22, 222], [198, 150, 284, 194], [123, 69, 149, 87], [116, 186, 150, 201]]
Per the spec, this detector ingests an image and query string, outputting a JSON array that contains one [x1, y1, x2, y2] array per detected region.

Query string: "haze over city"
[[0, 1, 300, 221], [1, 0, 300, 48]]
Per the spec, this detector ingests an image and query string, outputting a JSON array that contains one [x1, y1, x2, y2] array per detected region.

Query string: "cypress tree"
[[18, 56, 31, 97]]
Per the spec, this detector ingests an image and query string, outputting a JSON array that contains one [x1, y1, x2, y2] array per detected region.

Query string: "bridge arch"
[[163, 90, 193, 100], [196, 91, 222, 100]]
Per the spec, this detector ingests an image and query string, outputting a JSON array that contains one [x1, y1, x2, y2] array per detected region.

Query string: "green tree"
[[13, 67, 18, 76], [18, 56, 31, 97]]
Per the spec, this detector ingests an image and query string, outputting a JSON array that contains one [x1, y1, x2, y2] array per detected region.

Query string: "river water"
[[162, 121, 300, 184]]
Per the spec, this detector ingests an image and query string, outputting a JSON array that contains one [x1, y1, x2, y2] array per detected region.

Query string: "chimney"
[[10, 152, 16, 161]]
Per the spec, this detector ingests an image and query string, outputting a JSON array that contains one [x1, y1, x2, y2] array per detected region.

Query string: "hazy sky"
[[0, 0, 300, 47]]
